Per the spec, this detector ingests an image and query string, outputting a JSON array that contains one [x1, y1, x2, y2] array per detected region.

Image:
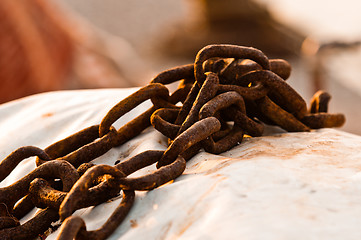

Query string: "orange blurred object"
[[0, 0, 73, 104]]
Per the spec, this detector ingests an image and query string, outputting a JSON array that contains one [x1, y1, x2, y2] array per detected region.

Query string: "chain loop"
[[99, 83, 169, 137], [0, 146, 50, 182], [0, 44, 346, 239]]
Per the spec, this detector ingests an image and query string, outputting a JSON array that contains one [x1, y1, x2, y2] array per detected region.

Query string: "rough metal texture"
[[0, 44, 345, 239]]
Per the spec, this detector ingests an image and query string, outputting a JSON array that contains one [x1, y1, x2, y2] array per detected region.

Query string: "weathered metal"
[[0, 44, 345, 239]]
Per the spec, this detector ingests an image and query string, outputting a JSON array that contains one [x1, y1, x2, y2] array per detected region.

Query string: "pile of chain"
[[0, 44, 345, 240]]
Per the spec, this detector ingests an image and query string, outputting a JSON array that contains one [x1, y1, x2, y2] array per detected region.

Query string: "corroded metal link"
[[29, 177, 120, 210], [150, 63, 194, 85], [111, 88, 182, 146], [179, 141, 204, 161], [56, 190, 135, 240], [113, 93, 181, 146], [115, 150, 164, 175], [151, 97, 179, 109], [168, 82, 193, 104], [0, 146, 50, 182], [268, 59, 292, 80], [310, 90, 331, 113], [239, 70, 308, 119], [29, 178, 66, 210], [0, 44, 347, 239], [177, 72, 219, 135], [0, 208, 59, 240], [0, 216, 19, 230], [81, 189, 134, 240], [151, 108, 180, 139], [39, 127, 118, 169], [59, 127, 118, 168], [199, 91, 246, 119], [114, 106, 156, 147], [12, 195, 34, 220], [80, 189, 134, 240], [0, 160, 78, 210], [157, 117, 221, 168], [225, 107, 264, 137], [221, 59, 258, 84], [178, 78, 196, 89], [56, 216, 85, 240], [242, 99, 275, 125], [256, 96, 310, 132], [203, 126, 244, 154], [200, 91, 264, 137], [112, 83, 185, 147], [119, 156, 186, 191], [210, 118, 232, 140], [117, 151, 186, 191], [301, 113, 345, 129], [220, 58, 292, 83], [99, 83, 169, 137], [203, 58, 232, 75], [59, 165, 125, 221], [199, 92, 245, 153], [216, 104, 264, 137], [174, 81, 200, 125], [0, 203, 19, 230], [194, 44, 270, 85], [217, 82, 268, 101], [220, 59, 291, 82], [36, 125, 100, 165], [77, 162, 96, 176], [37, 126, 118, 168], [150, 84, 191, 132], [150, 83, 193, 139]]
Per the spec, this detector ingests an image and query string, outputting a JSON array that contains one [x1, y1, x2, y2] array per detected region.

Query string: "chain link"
[[0, 44, 345, 239]]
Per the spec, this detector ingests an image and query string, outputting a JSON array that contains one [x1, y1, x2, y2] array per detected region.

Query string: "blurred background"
[[1, 0, 361, 134]]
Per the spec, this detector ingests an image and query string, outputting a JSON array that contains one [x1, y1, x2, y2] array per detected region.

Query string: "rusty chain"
[[0, 44, 345, 240]]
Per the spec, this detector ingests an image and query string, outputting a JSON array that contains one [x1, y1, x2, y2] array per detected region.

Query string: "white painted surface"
[[0, 89, 360, 239]]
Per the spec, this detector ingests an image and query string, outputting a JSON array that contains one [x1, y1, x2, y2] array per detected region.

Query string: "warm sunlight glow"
[[301, 37, 320, 56]]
